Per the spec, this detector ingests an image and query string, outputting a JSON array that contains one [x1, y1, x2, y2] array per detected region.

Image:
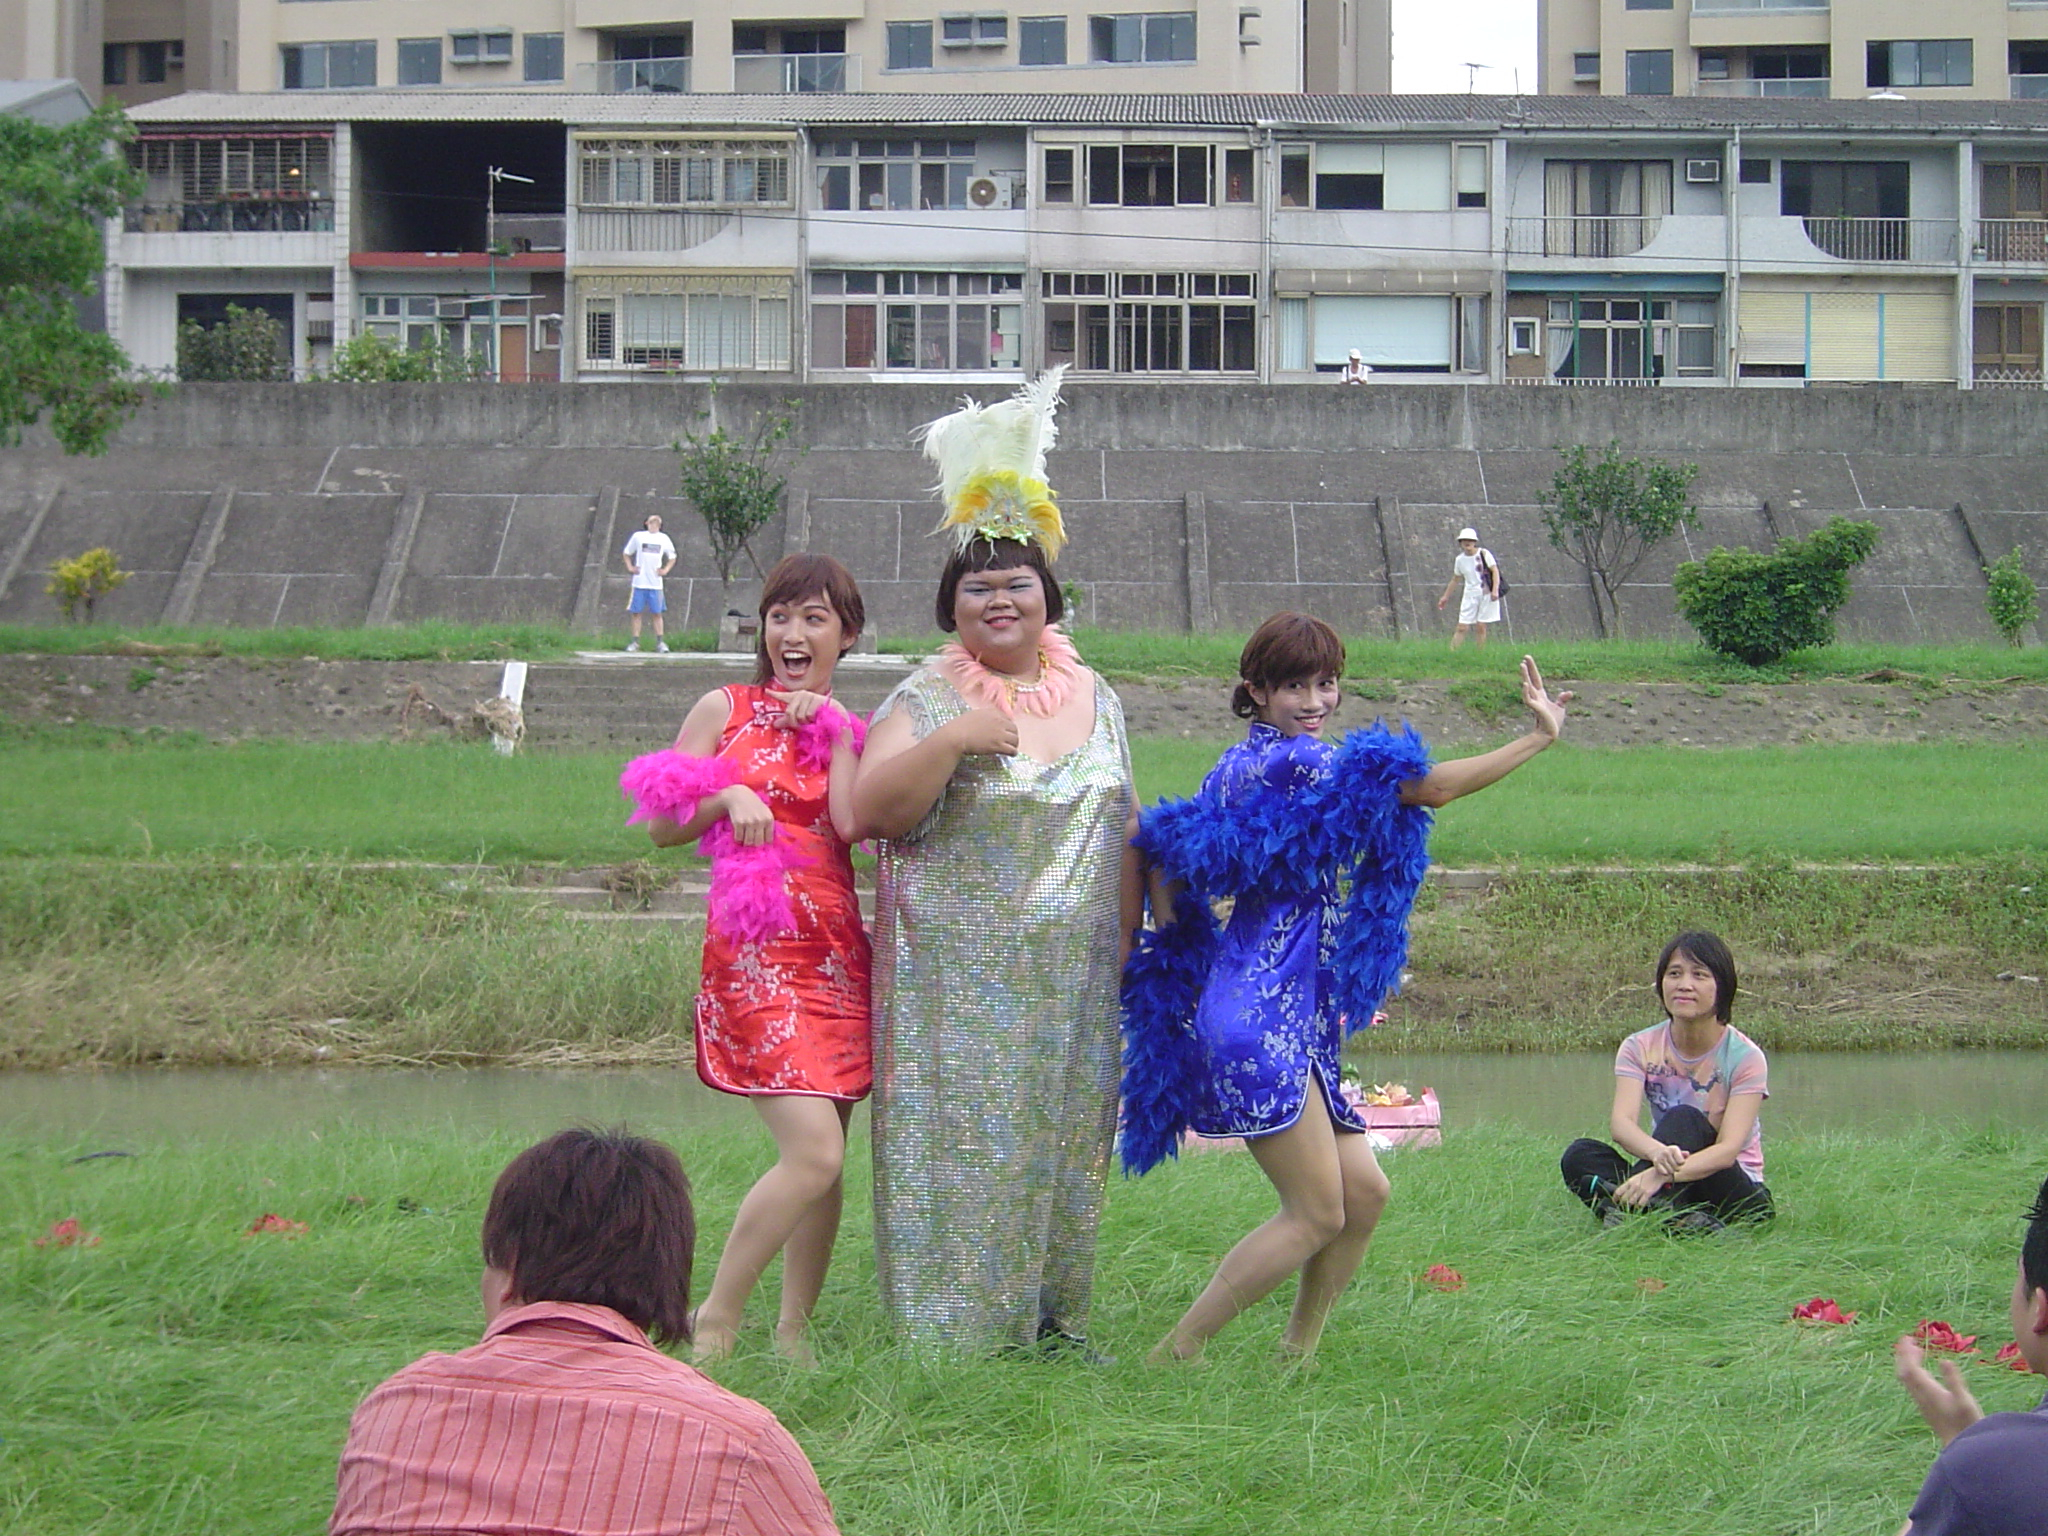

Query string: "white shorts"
[[1458, 590, 1501, 625]]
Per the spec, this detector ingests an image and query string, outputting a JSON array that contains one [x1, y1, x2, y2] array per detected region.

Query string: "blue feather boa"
[[1118, 722, 1434, 1176]]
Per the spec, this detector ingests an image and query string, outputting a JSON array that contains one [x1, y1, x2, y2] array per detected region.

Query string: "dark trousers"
[[1560, 1105, 1775, 1223]]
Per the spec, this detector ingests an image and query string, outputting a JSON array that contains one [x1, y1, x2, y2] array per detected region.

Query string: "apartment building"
[[113, 91, 2048, 389], [1541, 0, 2048, 103], [7, 0, 1386, 108]]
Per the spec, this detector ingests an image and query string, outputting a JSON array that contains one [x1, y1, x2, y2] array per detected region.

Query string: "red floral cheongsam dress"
[[694, 685, 872, 1100]]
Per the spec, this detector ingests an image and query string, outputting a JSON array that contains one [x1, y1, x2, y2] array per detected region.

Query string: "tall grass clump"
[[0, 859, 698, 1067]]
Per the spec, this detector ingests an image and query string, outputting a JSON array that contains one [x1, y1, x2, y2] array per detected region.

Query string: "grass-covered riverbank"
[[3, 734, 2045, 864], [5, 622, 2045, 686], [0, 857, 2037, 1068], [5, 1119, 2042, 1535]]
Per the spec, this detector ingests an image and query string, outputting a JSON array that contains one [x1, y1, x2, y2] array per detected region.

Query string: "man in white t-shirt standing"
[[620, 514, 677, 654]]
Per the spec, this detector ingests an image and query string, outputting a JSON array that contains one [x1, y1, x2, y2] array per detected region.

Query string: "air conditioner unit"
[[967, 175, 1012, 209], [1685, 158, 1723, 183]]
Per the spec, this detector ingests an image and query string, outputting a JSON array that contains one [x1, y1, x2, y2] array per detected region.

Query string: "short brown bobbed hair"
[[480, 1127, 695, 1344], [933, 536, 1065, 632], [1654, 930, 1738, 1025], [1231, 612, 1347, 719], [754, 553, 866, 685]]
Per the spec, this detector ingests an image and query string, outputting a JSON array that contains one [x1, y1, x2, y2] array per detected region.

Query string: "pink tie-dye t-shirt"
[[1615, 1022, 1769, 1182]]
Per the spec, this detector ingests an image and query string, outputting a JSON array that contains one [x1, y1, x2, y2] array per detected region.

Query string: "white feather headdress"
[[916, 365, 1067, 560]]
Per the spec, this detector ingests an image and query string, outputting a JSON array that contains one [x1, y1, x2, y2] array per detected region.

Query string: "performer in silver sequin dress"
[[855, 367, 1137, 1351], [866, 659, 1132, 1350]]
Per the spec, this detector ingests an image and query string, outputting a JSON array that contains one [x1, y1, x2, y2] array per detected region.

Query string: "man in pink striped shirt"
[[332, 1128, 839, 1536]]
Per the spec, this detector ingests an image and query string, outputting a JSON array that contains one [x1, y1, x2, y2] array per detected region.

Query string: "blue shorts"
[[628, 588, 665, 615]]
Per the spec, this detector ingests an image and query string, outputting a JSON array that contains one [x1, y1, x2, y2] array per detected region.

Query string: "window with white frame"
[[581, 278, 793, 371], [1543, 295, 1717, 380], [578, 139, 793, 208], [815, 138, 978, 210], [1088, 11, 1195, 61], [449, 29, 513, 64], [1042, 271, 1256, 372], [281, 40, 375, 88], [360, 292, 534, 366], [809, 271, 1024, 369]]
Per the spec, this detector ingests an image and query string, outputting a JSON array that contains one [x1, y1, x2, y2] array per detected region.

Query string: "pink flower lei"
[[936, 624, 1083, 718]]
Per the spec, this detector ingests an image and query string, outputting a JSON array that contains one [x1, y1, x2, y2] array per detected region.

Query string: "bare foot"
[[773, 1321, 819, 1370], [690, 1310, 739, 1364], [1147, 1333, 1203, 1366]]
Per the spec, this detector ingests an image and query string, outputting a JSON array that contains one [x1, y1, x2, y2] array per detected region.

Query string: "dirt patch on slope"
[[2, 653, 2046, 749]]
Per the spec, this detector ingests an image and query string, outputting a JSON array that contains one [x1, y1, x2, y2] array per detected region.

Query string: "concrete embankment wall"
[[1, 382, 2043, 642]]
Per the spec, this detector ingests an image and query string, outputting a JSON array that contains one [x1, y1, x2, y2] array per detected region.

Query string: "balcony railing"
[[1977, 219, 2048, 261], [731, 52, 858, 92], [1974, 364, 2045, 387], [1507, 216, 1663, 258], [1696, 77, 1830, 97], [2011, 73, 2048, 97], [1800, 217, 1956, 262], [579, 57, 691, 92], [123, 197, 334, 233]]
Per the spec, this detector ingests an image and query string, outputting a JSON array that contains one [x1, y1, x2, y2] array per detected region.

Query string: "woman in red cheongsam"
[[629, 553, 870, 1365]]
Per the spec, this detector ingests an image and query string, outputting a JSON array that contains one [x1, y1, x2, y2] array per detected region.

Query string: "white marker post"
[[495, 660, 528, 756]]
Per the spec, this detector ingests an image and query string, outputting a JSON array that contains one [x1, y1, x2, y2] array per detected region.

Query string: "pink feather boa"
[[792, 700, 868, 772], [697, 823, 813, 942], [619, 750, 740, 828], [618, 706, 863, 943]]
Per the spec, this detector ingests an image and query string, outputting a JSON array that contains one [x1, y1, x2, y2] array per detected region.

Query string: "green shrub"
[[325, 331, 488, 382], [1673, 516, 1880, 666], [1985, 547, 2039, 648], [176, 304, 289, 382], [45, 546, 129, 621]]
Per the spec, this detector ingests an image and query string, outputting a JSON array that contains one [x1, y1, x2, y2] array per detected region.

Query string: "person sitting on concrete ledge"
[[1893, 1173, 2048, 1536], [330, 1127, 839, 1536]]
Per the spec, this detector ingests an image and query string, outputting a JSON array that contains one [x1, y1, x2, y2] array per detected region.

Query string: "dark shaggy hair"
[[1654, 930, 1738, 1025], [753, 553, 866, 685], [480, 1127, 695, 1345], [933, 536, 1065, 632], [1231, 613, 1347, 720], [2024, 1175, 2048, 1299]]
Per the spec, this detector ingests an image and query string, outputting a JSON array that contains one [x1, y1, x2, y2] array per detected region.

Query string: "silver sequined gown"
[[870, 666, 1134, 1350]]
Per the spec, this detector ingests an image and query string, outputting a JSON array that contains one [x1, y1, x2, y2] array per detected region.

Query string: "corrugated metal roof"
[[128, 88, 2048, 136]]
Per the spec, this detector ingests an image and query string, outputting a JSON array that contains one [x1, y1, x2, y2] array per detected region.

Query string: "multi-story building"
[[112, 91, 2048, 389], [5, 0, 1387, 108], [1542, 0, 2048, 103]]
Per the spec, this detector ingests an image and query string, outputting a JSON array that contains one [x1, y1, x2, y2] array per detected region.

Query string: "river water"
[[2, 1051, 2042, 1146]]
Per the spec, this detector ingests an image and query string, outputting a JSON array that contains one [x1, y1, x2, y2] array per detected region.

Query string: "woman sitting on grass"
[[1560, 930, 1775, 1233], [620, 553, 871, 1365], [1120, 613, 1571, 1363]]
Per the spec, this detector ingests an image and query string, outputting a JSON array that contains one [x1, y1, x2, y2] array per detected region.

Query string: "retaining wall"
[[1, 383, 2043, 642]]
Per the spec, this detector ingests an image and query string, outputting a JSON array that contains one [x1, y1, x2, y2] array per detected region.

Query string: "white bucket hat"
[[1457, 527, 1479, 542]]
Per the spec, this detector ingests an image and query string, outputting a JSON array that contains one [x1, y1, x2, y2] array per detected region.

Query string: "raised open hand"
[[1520, 655, 1574, 741]]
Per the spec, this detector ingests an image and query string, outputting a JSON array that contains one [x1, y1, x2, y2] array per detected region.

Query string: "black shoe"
[[1590, 1194, 1627, 1229], [1665, 1209, 1727, 1237], [1037, 1322, 1116, 1366]]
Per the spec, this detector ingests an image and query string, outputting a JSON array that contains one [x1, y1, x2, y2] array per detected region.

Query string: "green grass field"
[[4, 1119, 2041, 1536], [2, 734, 2042, 865], [6, 622, 2045, 686]]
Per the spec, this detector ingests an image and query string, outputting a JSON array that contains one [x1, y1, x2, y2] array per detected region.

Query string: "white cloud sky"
[[1391, 0, 1539, 95]]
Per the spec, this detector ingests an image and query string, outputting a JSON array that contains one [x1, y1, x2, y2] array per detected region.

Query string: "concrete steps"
[[520, 652, 917, 750]]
